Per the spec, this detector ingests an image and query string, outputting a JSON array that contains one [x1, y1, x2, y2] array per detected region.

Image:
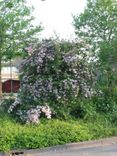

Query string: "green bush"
[[1, 98, 15, 112], [93, 94, 117, 114], [70, 98, 96, 119]]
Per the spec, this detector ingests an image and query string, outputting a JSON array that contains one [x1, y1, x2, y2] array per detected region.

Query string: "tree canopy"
[[0, 0, 42, 60], [0, 0, 42, 97], [73, 0, 117, 72], [73, 0, 117, 46], [73, 0, 117, 108]]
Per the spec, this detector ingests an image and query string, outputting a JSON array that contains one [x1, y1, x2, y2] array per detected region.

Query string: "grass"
[[0, 112, 117, 152]]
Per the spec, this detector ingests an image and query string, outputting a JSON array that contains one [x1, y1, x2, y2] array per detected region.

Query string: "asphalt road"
[[36, 143, 117, 156]]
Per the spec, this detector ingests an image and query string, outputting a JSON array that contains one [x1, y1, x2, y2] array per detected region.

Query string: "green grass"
[[0, 112, 117, 152]]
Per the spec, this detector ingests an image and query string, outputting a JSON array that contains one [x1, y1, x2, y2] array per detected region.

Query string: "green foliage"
[[73, 0, 117, 118], [0, 0, 42, 97], [69, 98, 96, 119], [93, 95, 117, 114], [0, 112, 117, 152], [73, 0, 117, 69], [1, 98, 15, 112], [73, 0, 117, 47], [0, 0, 42, 63], [73, 0, 117, 77]]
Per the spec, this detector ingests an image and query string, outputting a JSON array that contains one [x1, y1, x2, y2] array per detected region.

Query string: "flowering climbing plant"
[[8, 40, 95, 123], [20, 40, 94, 101]]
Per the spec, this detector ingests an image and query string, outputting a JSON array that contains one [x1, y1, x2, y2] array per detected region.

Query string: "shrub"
[[70, 98, 96, 119], [7, 40, 95, 122], [1, 98, 15, 112], [20, 40, 94, 104]]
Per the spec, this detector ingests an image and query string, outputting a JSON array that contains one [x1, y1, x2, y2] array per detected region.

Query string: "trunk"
[[0, 59, 2, 98], [10, 59, 13, 93]]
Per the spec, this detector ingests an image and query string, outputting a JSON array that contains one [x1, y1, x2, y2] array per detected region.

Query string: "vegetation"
[[0, 0, 117, 152], [0, 112, 117, 152], [73, 0, 117, 119], [73, 0, 117, 52], [73, 0, 117, 96], [7, 40, 96, 123], [0, 0, 42, 97]]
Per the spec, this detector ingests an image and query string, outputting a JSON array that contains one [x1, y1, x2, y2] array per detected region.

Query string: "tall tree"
[[73, 0, 117, 48], [73, 0, 117, 105], [0, 0, 42, 97], [73, 0, 117, 75]]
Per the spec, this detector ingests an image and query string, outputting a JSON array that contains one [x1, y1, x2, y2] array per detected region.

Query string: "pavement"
[[5, 137, 117, 156], [36, 143, 117, 156]]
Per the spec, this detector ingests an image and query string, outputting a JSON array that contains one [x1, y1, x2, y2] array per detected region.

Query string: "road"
[[5, 137, 117, 156], [37, 143, 117, 156]]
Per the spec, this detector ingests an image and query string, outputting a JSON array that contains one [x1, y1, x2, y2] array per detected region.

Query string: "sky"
[[29, 0, 87, 39]]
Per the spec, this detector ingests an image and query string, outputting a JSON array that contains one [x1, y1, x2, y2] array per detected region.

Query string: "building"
[[2, 66, 20, 93], [2, 79, 20, 93]]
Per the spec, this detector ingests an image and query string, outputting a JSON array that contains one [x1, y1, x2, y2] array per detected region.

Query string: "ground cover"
[[0, 112, 117, 152]]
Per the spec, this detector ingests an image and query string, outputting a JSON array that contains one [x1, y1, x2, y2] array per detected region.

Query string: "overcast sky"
[[29, 0, 87, 39]]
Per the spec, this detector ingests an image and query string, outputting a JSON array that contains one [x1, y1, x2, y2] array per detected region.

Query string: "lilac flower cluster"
[[8, 98, 21, 113], [8, 101, 52, 124], [26, 105, 52, 124]]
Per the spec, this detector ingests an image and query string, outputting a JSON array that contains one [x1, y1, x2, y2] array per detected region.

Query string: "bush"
[[7, 40, 95, 122], [1, 98, 15, 112], [20, 40, 94, 104], [70, 98, 96, 119], [92, 91, 117, 114]]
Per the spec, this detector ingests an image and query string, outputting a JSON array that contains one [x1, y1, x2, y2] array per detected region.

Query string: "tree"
[[73, 0, 117, 47], [0, 0, 42, 98], [73, 0, 117, 77], [73, 0, 117, 112]]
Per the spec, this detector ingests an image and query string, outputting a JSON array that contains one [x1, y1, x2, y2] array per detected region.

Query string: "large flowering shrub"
[[8, 40, 95, 123], [20, 40, 94, 101]]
